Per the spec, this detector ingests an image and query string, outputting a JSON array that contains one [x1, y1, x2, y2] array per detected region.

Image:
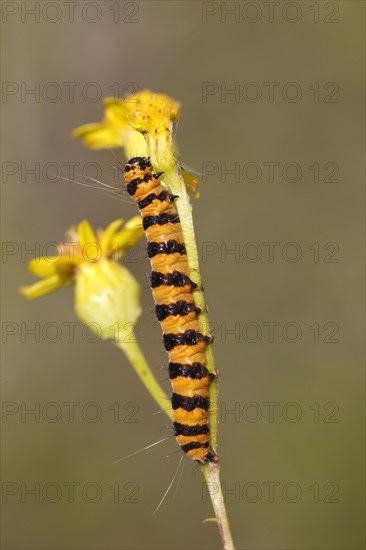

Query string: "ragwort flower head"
[[19, 217, 144, 342], [73, 89, 199, 197]]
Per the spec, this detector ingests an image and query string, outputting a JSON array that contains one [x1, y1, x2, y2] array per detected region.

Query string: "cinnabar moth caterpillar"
[[124, 157, 218, 463]]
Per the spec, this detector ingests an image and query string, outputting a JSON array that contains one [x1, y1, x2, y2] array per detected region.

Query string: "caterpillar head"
[[124, 157, 152, 174]]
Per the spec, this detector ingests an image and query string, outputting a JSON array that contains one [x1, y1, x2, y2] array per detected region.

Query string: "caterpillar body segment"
[[124, 157, 218, 463]]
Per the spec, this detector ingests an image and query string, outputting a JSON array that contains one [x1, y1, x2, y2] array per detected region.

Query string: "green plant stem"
[[164, 167, 234, 550], [119, 336, 235, 550], [125, 137, 235, 549], [163, 166, 219, 446], [117, 339, 172, 421], [203, 462, 235, 550]]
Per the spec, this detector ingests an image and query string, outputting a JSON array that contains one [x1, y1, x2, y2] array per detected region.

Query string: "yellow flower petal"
[[124, 216, 144, 231], [123, 129, 148, 159], [28, 255, 76, 278], [73, 99, 130, 149], [110, 216, 144, 260], [72, 123, 125, 149], [28, 257, 58, 277], [103, 97, 130, 123], [181, 166, 200, 199], [78, 220, 97, 249], [99, 218, 124, 256], [72, 122, 103, 139], [19, 274, 71, 300]]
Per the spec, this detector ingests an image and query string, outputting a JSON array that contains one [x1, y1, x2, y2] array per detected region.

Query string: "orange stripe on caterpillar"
[[124, 157, 218, 463]]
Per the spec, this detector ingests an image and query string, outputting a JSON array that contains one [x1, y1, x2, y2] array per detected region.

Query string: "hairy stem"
[[125, 137, 235, 549], [203, 462, 235, 550], [163, 165, 219, 447], [158, 164, 235, 550]]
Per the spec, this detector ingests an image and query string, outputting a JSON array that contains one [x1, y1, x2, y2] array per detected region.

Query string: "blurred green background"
[[1, 1, 364, 549]]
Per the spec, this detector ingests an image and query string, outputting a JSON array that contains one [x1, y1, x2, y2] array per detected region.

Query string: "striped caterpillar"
[[124, 157, 218, 463]]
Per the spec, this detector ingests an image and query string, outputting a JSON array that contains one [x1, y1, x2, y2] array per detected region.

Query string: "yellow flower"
[[72, 97, 147, 155], [72, 90, 199, 196], [72, 91, 180, 159], [19, 217, 144, 341], [128, 92, 178, 175]]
